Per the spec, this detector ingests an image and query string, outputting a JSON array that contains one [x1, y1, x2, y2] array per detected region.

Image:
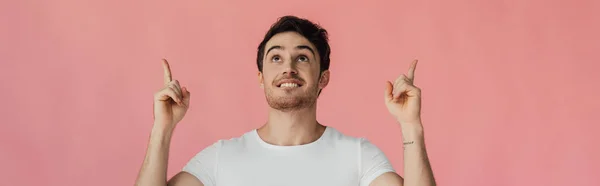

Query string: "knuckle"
[[154, 91, 165, 99], [165, 86, 175, 93], [396, 81, 406, 86], [168, 84, 178, 90], [155, 88, 166, 96]]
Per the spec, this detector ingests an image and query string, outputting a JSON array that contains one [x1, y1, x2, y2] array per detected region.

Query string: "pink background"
[[1, 0, 599, 185]]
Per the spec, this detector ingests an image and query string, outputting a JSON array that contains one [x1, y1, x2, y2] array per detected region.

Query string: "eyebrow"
[[266, 46, 282, 56], [296, 45, 316, 57], [265, 45, 316, 58]]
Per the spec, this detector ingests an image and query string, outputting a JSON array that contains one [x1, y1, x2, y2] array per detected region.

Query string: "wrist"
[[398, 120, 423, 131], [399, 122, 424, 142], [151, 123, 175, 139]]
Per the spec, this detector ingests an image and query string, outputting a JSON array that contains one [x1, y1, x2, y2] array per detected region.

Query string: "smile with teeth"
[[279, 83, 300, 88]]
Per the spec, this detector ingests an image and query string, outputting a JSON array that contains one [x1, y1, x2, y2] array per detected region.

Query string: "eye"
[[297, 55, 309, 62], [272, 55, 282, 62]]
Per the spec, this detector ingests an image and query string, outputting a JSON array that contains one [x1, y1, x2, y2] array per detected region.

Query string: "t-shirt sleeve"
[[359, 138, 396, 186], [182, 140, 222, 186]]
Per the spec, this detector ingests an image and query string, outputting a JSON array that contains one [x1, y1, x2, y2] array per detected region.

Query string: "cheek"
[[262, 65, 280, 77], [262, 73, 277, 84], [306, 69, 322, 82]]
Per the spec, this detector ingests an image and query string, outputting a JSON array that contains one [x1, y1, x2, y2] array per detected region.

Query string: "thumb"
[[182, 87, 191, 105], [384, 81, 393, 102]]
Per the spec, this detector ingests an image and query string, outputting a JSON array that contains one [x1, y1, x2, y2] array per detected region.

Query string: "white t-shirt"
[[182, 126, 395, 186]]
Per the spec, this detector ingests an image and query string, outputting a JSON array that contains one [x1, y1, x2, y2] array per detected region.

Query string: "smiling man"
[[135, 15, 436, 186]]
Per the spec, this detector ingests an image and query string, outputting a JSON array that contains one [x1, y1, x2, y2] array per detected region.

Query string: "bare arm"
[[370, 124, 435, 186], [134, 126, 172, 186], [377, 59, 435, 186], [400, 124, 435, 186], [134, 59, 201, 186], [134, 125, 203, 186]]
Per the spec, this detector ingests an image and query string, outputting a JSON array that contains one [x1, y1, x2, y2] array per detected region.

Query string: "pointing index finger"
[[162, 59, 172, 84], [407, 59, 418, 81]]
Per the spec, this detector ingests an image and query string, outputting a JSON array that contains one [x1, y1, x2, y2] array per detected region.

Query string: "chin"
[[264, 85, 318, 111], [266, 95, 314, 111]]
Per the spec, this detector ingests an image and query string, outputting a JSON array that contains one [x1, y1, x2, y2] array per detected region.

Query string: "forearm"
[[401, 123, 436, 186], [135, 124, 174, 186]]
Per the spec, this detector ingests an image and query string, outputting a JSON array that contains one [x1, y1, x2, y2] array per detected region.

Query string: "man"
[[135, 15, 436, 186]]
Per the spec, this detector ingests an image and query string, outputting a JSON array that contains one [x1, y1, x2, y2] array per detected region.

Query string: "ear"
[[318, 70, 330, 90], [258, 71, 264, 89]]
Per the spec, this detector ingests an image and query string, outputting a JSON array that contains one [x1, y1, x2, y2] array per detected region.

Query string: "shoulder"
[[325, 126, 372, 144], [208, 130, 257, 154], [188, 130, 254, 158], [322, 127, 374, 150], [324, 127, 387, 158]]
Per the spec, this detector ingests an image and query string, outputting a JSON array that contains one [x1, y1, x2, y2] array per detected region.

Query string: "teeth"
[[280, 83, 299, 88]]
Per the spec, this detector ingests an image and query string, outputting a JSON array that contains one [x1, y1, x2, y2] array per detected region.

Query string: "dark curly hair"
[[256, 15, 331, 73]]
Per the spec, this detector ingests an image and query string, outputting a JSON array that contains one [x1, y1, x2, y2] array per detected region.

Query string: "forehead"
[[265, 31, 316, 51]]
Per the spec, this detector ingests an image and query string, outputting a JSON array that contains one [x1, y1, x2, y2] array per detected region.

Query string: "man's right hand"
[[153, 59, 191, 131]]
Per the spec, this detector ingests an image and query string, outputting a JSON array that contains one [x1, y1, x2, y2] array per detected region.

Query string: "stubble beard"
[[265, 84, 319, 112]]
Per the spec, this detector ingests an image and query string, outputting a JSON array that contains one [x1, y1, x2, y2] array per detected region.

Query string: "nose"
[[283, 68, 298, 75], [282, 60, 298, 75]]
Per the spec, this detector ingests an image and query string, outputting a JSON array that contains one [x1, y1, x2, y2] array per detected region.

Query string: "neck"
[[257, 104, 326, 146]]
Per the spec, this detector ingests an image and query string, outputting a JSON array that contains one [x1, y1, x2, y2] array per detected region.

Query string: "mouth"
[[276, 79, 304, 88]]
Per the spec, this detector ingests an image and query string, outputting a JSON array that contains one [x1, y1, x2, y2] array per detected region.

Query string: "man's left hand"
[[384, 59, 422, 127]]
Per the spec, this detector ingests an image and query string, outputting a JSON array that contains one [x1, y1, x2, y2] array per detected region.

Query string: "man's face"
[[258, 31, 329, 111]]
